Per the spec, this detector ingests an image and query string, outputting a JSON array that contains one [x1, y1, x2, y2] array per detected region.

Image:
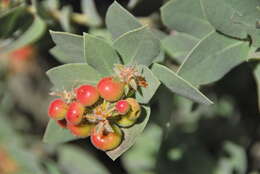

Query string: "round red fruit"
[[48, 99, 68, 120], [66, 102, 84, 125], [91, 125, 122, 151], [97, 77, 124, 102], [116, 100, 130, 115], [76, 85, 99, 106], [67, 123, 95, 137]]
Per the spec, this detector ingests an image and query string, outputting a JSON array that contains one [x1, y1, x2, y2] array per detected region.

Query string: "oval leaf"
[[177, 31, 250, 86], [113, 26, 160, 66], [161, 0, 214, 39], [162, 32, 199, 64], [106, 1, 141, 39], [84, 33, 120, 76], [201, 0, 260, 45], [50, 31, 85, 63], [47, 63, 102, 91], [151, 63, 213, 105]]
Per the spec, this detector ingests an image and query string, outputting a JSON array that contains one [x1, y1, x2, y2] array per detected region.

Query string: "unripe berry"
[[116, 116, 136, 127], [67, 123, 95, 138], [115, 100, 130, 115], [91, 124, 122, 151], [48, 99, 68, 120], [56, 119, 67, 128], [116, 98, 141, 127], [66, 102, 84, 125], [97, 77, 124, 102], [76, 85, 99, 106]]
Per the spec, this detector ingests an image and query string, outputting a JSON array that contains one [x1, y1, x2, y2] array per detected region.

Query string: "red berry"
[[48, 99, 68, 120], [116, 100, 130, 115], [10, 45, 34, 61], [91, 125, 122, 151], [76, 85, 99, 106], [67, 123, 95, 138], [66, 102, 84, 125], [116, 98, 141, 127], [56, 119, 67, 128], [97, 77, 124, 101]]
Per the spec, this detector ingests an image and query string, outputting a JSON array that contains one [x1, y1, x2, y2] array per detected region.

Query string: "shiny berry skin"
[[97, 77, 124, 102], [66, 102, 84, 125], [116, 116, 136, 127], [76, 85, 99, 106], [91, 125, 122, 151], [116, 98, 141, 127], [116, 100, 130, 115], [48, 99, 68, 120], [56, 119, 67, 128], [67, 123, 95, 137]]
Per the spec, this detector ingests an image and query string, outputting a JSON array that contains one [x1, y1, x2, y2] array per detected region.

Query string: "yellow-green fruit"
[[116, 115, 136, 127], [116, 98, 141, 127], [67, 123, 95, 138]]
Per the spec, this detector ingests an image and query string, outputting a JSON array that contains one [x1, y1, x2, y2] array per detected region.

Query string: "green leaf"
[[46, 63, 102, 91], [2, 15, 46, 53], [122, 124, 162, 174], [152, 29, 167, 63], [247, 47, 260, 61], [81, 0, 102, 27], [177, 31, 250, 86], [0, 4, 26, 38], [201, 0, 260, 46], [84, 33, 120, 76], [161, 0, 214, 39], [254, 63, 260, 112], [59, 6, 73, 32], [162, 32, 199, 64], [58, 145, 110, 174], [151, 63, 213, 105], [88, 28, 113, 44], [113, 26, 160, 66], [106, 106, 151, 160], [135, 65, 161, 104], [50, 31, 85, 63], [106, 1, 141, 39], [43, 120, 78, 144], [50, 46, 74, 64]]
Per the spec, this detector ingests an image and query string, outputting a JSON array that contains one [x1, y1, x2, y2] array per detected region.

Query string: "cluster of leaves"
[[43, 1, 228, 160], [0, 0, 259, 172]]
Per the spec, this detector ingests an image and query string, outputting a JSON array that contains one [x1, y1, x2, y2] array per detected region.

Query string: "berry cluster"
[[48, 65, 146, 151]]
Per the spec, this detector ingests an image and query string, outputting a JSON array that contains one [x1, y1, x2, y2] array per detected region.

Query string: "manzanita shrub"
[[43, 2, 218, 160], [41, 0, 260, 160], [1, 0, 259, 165]]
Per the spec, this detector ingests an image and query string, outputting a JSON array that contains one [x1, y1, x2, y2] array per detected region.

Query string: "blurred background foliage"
[[0, 0, 259, 174]]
